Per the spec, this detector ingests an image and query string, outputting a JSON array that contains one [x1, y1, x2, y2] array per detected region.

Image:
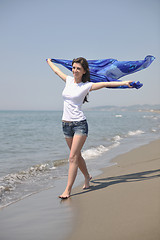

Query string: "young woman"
[[47, 57, 132, 199]]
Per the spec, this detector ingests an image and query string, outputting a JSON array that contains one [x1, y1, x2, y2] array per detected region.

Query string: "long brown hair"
[[72, 57, 90, 103]]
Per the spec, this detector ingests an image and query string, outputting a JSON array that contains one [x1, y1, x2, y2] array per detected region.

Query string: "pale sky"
[[0, 0, 159, 110]]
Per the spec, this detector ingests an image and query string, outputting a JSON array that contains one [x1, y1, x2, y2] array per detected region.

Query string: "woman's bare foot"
[[59, 189, 70, 199], [83, 175, 92, 189]]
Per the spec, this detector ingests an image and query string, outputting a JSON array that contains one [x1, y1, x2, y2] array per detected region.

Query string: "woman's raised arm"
[[90, 81, 133, 91], [47, 58, 67, 82]]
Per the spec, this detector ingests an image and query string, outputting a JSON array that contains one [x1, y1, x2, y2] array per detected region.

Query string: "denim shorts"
[[62, 119, 88, 138]]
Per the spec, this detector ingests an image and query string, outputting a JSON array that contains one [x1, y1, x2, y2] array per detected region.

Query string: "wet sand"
[[0, 179, 73, 240]]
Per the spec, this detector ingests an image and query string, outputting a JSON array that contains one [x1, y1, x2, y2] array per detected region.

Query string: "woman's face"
[[72, 63, 86, 81]]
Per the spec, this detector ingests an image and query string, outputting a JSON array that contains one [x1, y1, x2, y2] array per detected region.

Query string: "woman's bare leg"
[[60, 136, 91, 195], [78, 154, 92, 189], [66, 138, 92, 188], [59, 135, 87, 198]]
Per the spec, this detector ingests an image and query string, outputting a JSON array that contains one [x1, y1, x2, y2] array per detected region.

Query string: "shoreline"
[[67, 139, 160, 240], [0, 139, 160, 240]]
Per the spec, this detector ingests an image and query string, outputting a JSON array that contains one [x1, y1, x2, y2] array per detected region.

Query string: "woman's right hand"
[[47, 58, 51, 63], [46, 58, 67, 82]]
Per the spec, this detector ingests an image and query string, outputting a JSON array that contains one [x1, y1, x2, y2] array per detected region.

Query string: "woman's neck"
[[74, 77, 82, 83]]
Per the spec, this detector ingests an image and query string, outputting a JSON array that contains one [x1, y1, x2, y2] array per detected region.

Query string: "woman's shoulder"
[[81, 81, 93, 92], [66, 76, 74, 81], [65, 76, 74, 85], [84, 81, 93, 87]]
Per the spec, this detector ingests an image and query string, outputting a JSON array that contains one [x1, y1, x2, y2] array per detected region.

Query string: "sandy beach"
[[0, 139, 160, 240], [68, 139, 160, 240]]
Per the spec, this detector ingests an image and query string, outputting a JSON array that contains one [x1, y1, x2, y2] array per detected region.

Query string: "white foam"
[[49, 167, 56, 170], [113, 135, 122, 142], [143, 115, 158, 120], [127, 130, 144, 136], [115, 114, 122, 118], [82, 145, 109, 160], [110, 142, 120, 148], [82, 141, 121, 160], [151, 128, 156, 132], [0, 163, 52, 193]]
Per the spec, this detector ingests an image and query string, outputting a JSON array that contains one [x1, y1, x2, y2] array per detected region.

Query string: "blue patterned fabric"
[[50, 55, 155, 89]]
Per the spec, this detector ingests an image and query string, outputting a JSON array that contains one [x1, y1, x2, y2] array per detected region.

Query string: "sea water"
[[0, 105, 160, 208]]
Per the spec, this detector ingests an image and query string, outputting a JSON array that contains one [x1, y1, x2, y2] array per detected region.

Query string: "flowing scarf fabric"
[[50, 55, 155, 89]]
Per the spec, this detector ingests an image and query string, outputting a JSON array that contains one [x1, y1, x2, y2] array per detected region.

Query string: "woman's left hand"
[[124, 81, 133, 88]]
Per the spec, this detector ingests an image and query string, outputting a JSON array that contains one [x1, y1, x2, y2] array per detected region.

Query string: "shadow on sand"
[[71, 168, 160, 197]]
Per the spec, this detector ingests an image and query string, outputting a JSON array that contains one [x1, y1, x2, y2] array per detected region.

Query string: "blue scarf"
[[50, 55, 155, 89]]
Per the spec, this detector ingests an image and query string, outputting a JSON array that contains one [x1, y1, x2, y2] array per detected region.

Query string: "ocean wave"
[[151, 127, 160, 134], [127, 130, 145, 136], [143, 115, 158, 120], [82, 141, 120, 160], [82, 145, 109, 159], [151, 128, 157, 132], [115, 114, 122, 118], [0, 163, 55, 197], [112, 135, 122, 142]]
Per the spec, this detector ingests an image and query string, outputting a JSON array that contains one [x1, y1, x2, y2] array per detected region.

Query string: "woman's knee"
[[69, 154, 79, 164]]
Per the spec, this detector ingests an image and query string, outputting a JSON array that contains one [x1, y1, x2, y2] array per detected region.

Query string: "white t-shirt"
[[62, 76, 93, 121]]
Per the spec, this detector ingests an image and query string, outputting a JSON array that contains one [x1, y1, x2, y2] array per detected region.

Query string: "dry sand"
[[67, 139, 160, 240]]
